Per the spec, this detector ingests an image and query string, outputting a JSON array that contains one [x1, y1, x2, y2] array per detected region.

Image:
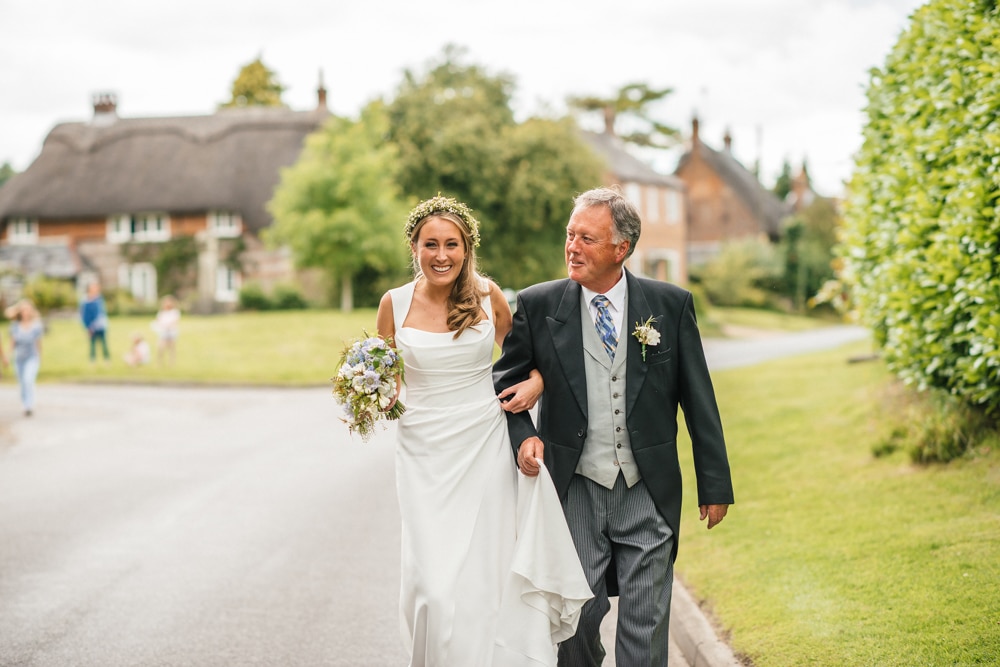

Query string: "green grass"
[[21, 310, 380, 385], [710, 306, 837, 332], [676, 341, 1000, 666]]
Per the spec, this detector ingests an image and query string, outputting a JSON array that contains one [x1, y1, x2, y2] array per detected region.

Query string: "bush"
[[840, 0, 1000, 416], [22, 277, 77, 312], [238, 283, 272, 311], [271, 284, 308, 310], [872, 382, 998, 463], [691, 238, 783, 308]]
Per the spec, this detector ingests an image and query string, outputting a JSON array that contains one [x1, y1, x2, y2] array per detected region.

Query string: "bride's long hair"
[[410, 212, 488, 339]]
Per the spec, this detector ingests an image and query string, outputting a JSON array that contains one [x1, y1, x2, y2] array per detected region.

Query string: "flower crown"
[[404, 195, 481, 248]]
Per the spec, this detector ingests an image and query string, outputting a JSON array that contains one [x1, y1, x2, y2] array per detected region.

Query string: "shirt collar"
[[581, 271, 627, 315]]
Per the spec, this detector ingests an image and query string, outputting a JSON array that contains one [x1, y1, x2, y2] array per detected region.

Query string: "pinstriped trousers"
[[558, 474, 675, 666]]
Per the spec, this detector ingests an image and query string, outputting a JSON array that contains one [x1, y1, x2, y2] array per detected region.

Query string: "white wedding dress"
[[390, 280, 592, 667]]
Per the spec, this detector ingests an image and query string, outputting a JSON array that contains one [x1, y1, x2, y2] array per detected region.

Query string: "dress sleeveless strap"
[[389, 281, 416, 332]]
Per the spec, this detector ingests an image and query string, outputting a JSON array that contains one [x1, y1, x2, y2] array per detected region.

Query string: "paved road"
[[0, 325, 869, 666]]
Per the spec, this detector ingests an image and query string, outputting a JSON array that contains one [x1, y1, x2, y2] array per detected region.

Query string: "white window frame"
[[665, 190, 682, 225], [645, 186, 662, 224], [132, 213, 170, 242], [106, 212, 171, 243], [623, 182, 642, 213], [117, 262, 158, 304], [8, 217, 38, 245], [208, 211, 243, 238], [215, 265, 241, 303]]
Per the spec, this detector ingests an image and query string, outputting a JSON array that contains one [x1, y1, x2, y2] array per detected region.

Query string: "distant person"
[[80, 282, 110, 364], [152, 295, 180, 366], [6, 299, 44, 416], [0, 329, 8, 378], [124, 333, 150, 368]]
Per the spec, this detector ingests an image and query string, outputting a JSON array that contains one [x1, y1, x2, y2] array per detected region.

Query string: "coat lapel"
[[625, 271, 654, 416], [546, 280, 588, 418]]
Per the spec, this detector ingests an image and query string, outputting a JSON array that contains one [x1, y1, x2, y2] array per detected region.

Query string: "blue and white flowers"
[[332, 333, 405, 442]]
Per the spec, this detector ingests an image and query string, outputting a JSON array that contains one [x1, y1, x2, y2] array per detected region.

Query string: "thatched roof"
[[676, 140, 791, 238], [582, 131, 685, 189], [0, 106, 329, 233]]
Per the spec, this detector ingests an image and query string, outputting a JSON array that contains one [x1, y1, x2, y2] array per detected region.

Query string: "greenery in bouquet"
[[332, 333, 405, 442]]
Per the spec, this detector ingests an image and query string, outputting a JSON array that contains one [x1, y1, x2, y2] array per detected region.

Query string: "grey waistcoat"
[[575, 302, 641, 489]]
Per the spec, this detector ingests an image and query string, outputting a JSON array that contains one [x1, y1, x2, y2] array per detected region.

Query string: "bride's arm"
[[376, 292, 402, 409], [498, 369, 543, 414]]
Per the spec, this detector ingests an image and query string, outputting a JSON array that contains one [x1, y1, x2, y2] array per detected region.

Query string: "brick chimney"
[[316, 70, 328, 111], [723, 128, 732, 153], [91, 92, 118, 126], [691, 115, 700, 145]]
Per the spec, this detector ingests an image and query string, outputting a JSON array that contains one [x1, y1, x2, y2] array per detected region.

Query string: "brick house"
[[582, 131, 689, 285], [674, 117, 791, 267], [0, 84, 330, 311]]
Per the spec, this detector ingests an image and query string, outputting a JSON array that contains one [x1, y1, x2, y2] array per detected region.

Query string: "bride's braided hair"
[[406, 197, 488, 339]]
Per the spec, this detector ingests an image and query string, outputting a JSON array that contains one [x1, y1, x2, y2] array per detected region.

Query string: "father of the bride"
[[495, 186, 735, 665]]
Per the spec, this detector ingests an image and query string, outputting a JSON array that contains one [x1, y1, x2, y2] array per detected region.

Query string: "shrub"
[[271, 284, 308, 310], [840, 0, 1000, 416], [691, 238, 783, 308], [23, 277, 77, 312], [238, 283, 272, 311]]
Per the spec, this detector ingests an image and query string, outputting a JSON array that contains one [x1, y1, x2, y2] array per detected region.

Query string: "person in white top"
[[151, 295, 180, 366]]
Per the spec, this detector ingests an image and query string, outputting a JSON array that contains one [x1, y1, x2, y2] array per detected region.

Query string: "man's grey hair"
[[572, 186, 641, 259]]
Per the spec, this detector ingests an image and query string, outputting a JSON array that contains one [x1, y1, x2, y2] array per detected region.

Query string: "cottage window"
[[645, 187, 662, 223], [118, 263, 157, 304], [107, 213, 171, 243], [624, 182, 642, 214], [665, 190, 682, 225], [8, 218, 38, 245], [133, 213, 170, 242], [216, 266, 241, 303], [208, 211, 242, 238]]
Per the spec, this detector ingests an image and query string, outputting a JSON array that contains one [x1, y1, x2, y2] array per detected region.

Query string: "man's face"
[[565, 205, 629, 293]]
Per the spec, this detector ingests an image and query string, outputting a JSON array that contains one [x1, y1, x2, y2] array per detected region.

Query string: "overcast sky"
[[1, 0, 926, 196]]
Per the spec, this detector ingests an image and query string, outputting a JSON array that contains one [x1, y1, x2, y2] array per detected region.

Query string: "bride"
[[376, 196, 591, 666]]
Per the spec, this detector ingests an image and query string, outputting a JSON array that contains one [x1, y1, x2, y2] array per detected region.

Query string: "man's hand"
[[699, 504, 729, 529], [517, 437, 545, 477]]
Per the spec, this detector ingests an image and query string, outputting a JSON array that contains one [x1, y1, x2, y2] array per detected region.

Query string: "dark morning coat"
[[494, 270, 735, 565]]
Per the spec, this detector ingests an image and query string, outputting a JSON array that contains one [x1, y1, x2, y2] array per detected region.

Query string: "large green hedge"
[[841, 0, 1000, 415]]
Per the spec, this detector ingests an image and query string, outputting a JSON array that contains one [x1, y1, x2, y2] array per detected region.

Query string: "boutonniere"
[[632, 316, 660, 361]]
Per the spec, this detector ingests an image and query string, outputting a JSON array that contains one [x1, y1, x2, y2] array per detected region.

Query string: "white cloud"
[[0, 0, 927, 195]]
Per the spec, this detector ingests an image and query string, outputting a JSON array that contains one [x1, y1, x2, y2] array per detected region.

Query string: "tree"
[[266, 102, 408, 310], [386, 46, 604, 288], [567, 83, 679, 148], [221, 57, 285, 108], [840, 0, 1000, 417], [0, 161, 16, 188], [780, 197, 839, 312], [772, 159, 793, 201]]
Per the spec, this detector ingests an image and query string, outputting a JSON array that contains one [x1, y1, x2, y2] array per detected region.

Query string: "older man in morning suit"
[[494, 186, 734, 666]]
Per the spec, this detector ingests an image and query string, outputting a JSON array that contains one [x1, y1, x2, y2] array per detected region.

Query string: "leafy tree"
[[266, 102, 408, 311], [0, 161, 16, 188], [221, 57, 285, 108], [780, 197, 839, 311], [840, 0, 1000, 417], [772, 159, 793, 201], [568, 83, 679, 148], [386, 46, 604, 288]]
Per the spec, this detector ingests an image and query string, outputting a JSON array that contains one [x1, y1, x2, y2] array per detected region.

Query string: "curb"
[[671, 579, 742, 667]]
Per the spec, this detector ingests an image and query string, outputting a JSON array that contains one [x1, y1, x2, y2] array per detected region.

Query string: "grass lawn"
[[676, 340, 1000, 666], [19, 309, 380, 386]]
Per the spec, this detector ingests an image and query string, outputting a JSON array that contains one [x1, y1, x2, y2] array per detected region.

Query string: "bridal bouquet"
[[331, 333, 405, 442]]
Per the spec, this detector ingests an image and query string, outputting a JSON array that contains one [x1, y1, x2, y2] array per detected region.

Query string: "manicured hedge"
[[841, 0, 1000, 415]]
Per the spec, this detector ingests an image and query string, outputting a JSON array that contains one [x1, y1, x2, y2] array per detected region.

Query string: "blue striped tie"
[[592, 295, 618, 360]]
